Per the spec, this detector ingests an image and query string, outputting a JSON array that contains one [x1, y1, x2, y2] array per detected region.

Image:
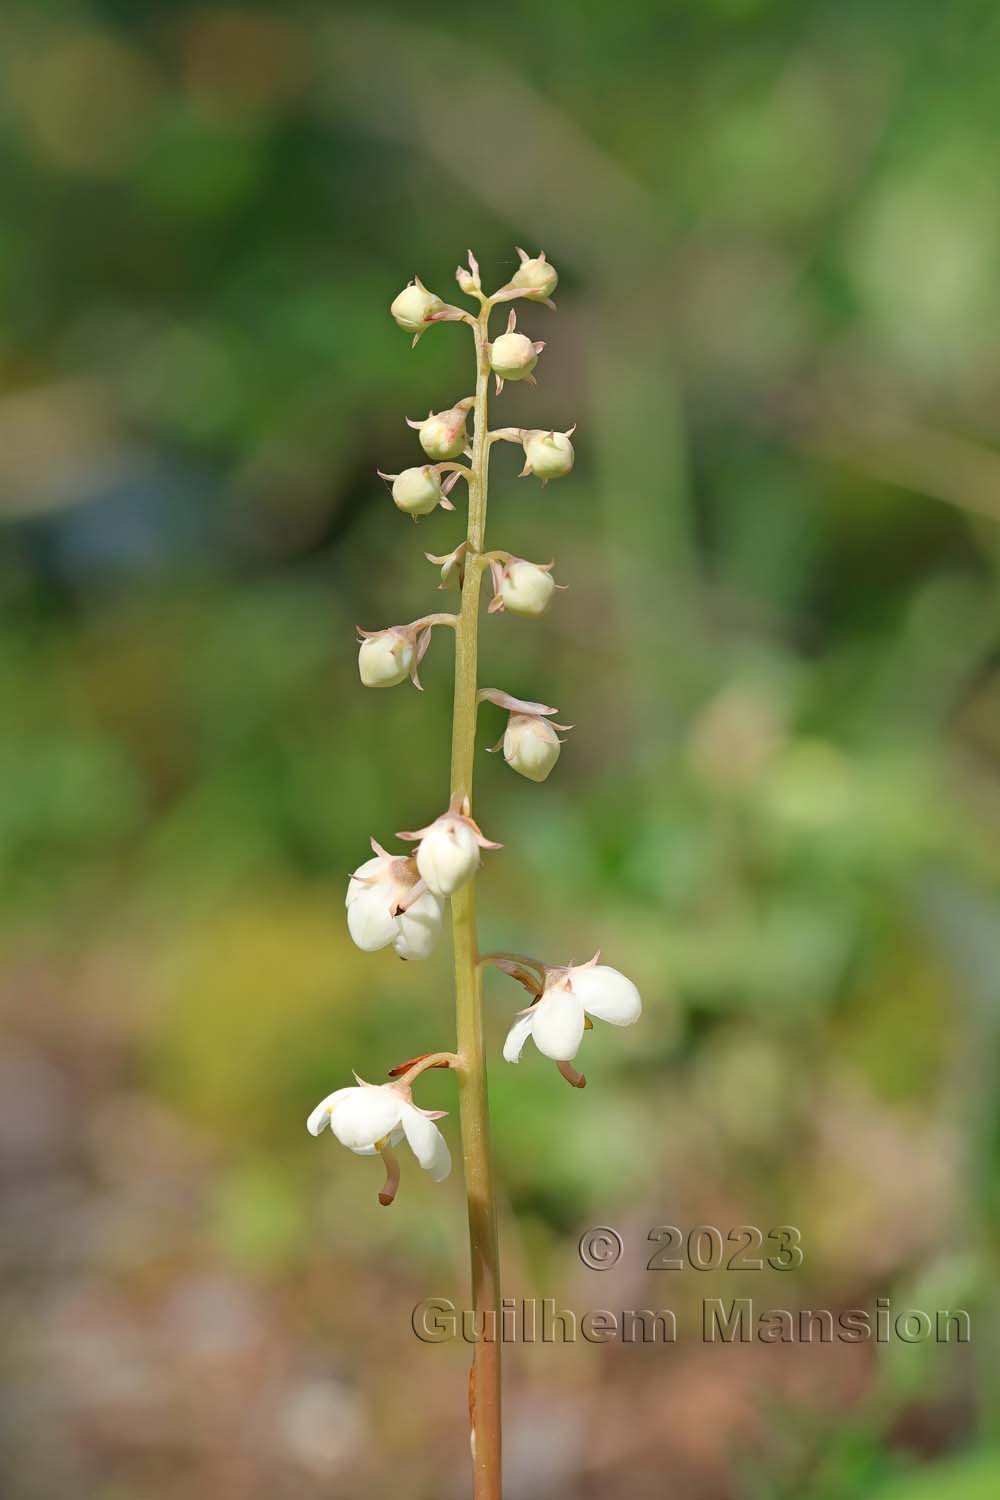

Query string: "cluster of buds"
[[311, 248, 642, 1209]]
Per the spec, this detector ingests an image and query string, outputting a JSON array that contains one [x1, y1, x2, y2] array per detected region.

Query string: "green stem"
[[450, 304, 502, 1498]]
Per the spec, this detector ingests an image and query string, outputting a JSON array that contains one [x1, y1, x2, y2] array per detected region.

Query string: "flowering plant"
[[309, 248, 641, 1499]]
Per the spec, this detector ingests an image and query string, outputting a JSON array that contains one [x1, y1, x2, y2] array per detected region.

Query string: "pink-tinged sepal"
[[455, 249, 482, 296]]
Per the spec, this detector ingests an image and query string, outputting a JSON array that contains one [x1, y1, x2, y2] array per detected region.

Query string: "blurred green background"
[[2, 2, 999, 1497]]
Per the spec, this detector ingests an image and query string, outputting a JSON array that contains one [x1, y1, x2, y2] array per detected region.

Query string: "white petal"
[[530, 987, 586, 1061], [350, 1125, 404, 1156], [416, 818, 480, 896], [502, 1011, 536, 1063], [327, 1086, 402, 1151], [399, 1102, 451, 1182], [306, 1087, 354, 1136], [392, 890, 444, 960], [346, 885, 399, 951], [571, 965, 642, 1026], [345, 856, 386, 905]]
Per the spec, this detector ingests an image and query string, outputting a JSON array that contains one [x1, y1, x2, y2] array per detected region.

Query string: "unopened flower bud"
[[390, 276, 444, 334], [500, 559, 555, 617], [398, 803, 502, 898], [480, 690, 571, 783], [384, 465, 445, 517], [407, 403, 471, 462], [503, 714, 561, 782], [489, 310, 543, 393], [425, 543, 468, 591], [521, 428, 575, 481], [358, 628, 413, 688], [455, 249, 481, 295], [510, 248, 558, 301]]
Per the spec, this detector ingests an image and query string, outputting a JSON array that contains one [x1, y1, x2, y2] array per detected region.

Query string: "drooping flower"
[[356, 614, 453, 691], [479, 689, 571, 784], [357, 627, 414, 688], [406, 400, 473, 461], [503, 715, 562, 783], [503, 956, 641, 1073], [308, 1077, 451, 1204], [346, 840, 444, 960], [398, 799, 502, 897], [377, 464, 459, 518], [520, 427, 576, 482], [487, 556, 560, 618], [488, 310, 544, 394]]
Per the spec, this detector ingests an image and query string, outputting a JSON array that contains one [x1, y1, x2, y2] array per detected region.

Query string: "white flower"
[[380, 465, 446, 517], [503, 959, 641, 1063], [346, 843, 444, 960], [521, 428, 575, 482], [357, 628, 413, 688], [308, 1080, 451, 1192], [489, 310, 544, 393], [500, 560, 555, 617], [406, 403, 471, 462], [503, 714, 561, 783], [390, 277, 444, 334], [509, 248, 558, 303], [398, 804, 502, 897], [479, 689, 571, 785]]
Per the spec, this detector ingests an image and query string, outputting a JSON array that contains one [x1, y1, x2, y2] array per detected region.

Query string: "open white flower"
[[503, 958, 641, 1070], [398, 802, 502, 897], [347, 841, 444, 960], [308, 1078, 451, 1204]]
